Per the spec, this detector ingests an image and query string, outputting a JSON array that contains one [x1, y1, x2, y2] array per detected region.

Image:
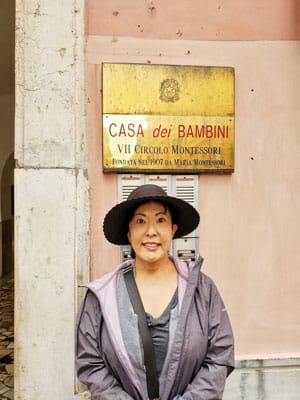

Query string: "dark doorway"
[[0, 0, 15, 398]]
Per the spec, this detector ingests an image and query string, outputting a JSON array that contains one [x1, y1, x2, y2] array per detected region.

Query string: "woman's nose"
[[145, 222, 156, 236]]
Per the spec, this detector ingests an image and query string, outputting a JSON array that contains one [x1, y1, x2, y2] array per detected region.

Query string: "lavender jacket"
[[76, 256, 234, 399]]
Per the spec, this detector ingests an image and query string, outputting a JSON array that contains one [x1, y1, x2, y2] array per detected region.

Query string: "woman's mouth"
[[143, 242, 160, 251]]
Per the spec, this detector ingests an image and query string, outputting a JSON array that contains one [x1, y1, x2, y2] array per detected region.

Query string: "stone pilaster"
[[14, 1, 89, 398]]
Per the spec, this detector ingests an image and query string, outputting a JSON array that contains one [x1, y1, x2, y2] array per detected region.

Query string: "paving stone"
[[0, 350, 12, 359], [0, 386, 10, 395], [0, 380, 6, 389], [4, 375, 13, 387], [6, 391, 14, 399], [0, 276, 14, 399], [2, 389, 14, 400], [5, 365, 13, 375]]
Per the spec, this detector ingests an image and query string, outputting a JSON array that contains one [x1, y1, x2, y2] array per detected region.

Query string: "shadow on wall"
[[1, 153, 14, 277], [293, 1, 300, 37]]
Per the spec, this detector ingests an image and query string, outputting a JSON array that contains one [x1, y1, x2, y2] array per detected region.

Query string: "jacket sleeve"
[[173, 280, 234, 400], [76, 290, 134, 400]]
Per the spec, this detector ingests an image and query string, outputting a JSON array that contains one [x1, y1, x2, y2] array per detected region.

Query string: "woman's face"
[[127, 201, 178, 267]]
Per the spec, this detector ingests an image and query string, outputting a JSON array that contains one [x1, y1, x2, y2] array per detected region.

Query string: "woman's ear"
[[172, 224, 178, 238]]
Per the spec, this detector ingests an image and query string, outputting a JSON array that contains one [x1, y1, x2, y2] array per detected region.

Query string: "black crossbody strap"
[[123, 268, 159, 400]]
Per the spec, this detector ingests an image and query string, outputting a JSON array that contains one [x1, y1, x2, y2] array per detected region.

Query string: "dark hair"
[[130, 247, 136, 259]]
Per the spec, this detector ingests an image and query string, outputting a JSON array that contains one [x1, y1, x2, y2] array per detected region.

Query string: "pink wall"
[[86, 0, 300, 40], [85, 1, 300, 358]]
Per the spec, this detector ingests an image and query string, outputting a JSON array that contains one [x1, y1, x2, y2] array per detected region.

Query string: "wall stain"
[[240, 372, 247, 400], [59, 48, 66, 58], [257, 360, 265, 400]]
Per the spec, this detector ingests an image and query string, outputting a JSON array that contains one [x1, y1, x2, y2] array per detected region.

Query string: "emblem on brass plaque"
[[160, 78, 180, 102]]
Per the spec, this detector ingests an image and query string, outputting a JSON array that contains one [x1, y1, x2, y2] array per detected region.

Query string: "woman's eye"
[[136, 218, 145, 224], [158, 217, 166, 223]]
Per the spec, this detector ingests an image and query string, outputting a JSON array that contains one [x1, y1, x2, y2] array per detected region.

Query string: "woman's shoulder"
[[82, 259, 134, 293], [172, 255, 203, 278], [176, 255, 219, 292]]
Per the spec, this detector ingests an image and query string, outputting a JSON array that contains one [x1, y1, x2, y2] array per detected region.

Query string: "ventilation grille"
[[119, 175, 143, 201], [146, 176, 169, 194], [121, 185, 139, 201], [119, 175, 198, 206], [174, 176, 197, 207], [175, 186, 195, 205]]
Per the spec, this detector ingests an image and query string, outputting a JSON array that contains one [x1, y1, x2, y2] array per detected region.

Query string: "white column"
[[15, 1, 89, 399]]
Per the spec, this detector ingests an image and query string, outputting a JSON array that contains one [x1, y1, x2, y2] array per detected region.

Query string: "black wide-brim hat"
[[103, 184, 200, 245]]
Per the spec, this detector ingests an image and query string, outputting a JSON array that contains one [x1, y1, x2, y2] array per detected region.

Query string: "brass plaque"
[[102, 63, 235, 173]]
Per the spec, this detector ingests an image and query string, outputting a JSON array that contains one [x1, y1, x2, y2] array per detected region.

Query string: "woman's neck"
[[135, 256, 176, 277], [134, 256, 178, 318]]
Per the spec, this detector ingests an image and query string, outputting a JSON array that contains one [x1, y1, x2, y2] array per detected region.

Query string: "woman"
[[76, 184, 234, 399]]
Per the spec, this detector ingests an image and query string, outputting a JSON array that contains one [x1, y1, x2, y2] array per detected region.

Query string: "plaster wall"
[[86, 0, 300, 40], [86, 0, 300, 360], [87, 36, 300, 359]]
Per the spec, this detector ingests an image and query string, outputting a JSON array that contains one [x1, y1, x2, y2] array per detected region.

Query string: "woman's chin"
[[136, 250, 167, 266]]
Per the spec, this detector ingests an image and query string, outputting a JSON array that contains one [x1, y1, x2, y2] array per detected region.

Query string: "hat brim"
[[103, 195, 200, 245]]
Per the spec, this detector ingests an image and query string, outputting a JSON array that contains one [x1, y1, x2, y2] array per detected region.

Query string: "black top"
[[146, 289, 178, 376]]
